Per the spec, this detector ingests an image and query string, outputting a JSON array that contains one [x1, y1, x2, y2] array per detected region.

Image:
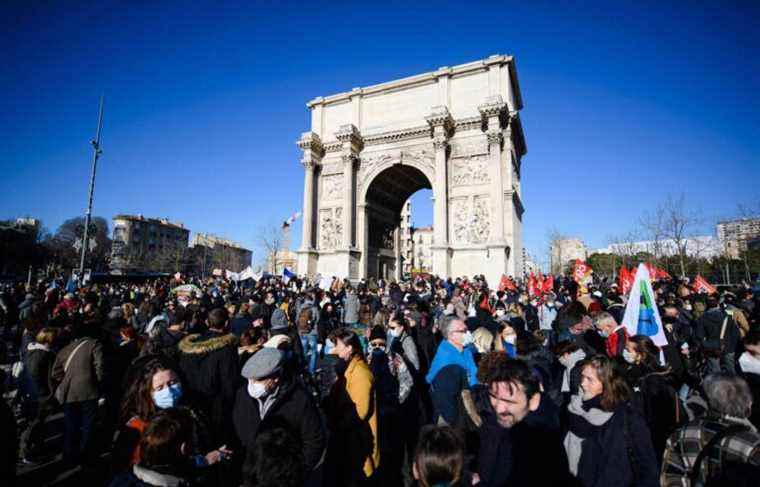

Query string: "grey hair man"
[[424, 315, 478, 425], [661, 373, 760, 486]]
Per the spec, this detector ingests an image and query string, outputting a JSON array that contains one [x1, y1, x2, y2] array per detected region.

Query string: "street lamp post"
[[79, 96, 105, 277]]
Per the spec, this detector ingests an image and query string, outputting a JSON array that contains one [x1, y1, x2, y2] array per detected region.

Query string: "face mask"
[[739, 352, 760, 375], [622, 349, 637, 365], [503, 334, 517, 345], [153, 383, 182, 409], [546, 302, 554, 308], [496, 310, 505, 317], [598, 329, 609, 338], [389, 328, 401, 338], [248, 381, 268, 399], [461, 331, 474, 347], [265, 298, 275, 305]]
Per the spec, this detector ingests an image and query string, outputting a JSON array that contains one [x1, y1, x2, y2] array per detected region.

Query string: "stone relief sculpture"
[[322, 175, 343, 201], [452, 199, 470, 244], [451, 138, 489, 158], [358, 153, 393, 186], [450, 155, 490, 187], [471, 197, 491, 243], [319, 208, 343, 250], [451, 196, 491, 244]]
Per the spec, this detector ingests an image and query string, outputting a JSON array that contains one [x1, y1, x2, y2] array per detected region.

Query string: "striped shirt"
[[661, 413, 760, 486]]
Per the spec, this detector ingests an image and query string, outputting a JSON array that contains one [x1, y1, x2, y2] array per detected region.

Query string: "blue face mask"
[[153, 383, 182, 409]]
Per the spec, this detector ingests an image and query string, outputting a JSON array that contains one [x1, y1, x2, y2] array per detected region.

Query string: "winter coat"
[[458, 384, 515, 487], [564, 395, 659, 487], [232, 379, 326, 477], [326, 356, 380, 480], [695, 308, 740, 354], [342, 292, 360, 324], [25, 343, 56, 400], [52, 337, 105, 403], [177, 331, 239, 444], [626, 366, 683, 464]]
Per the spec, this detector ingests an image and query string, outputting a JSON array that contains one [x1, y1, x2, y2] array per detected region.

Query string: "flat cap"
[[241, 348, 284, 380]]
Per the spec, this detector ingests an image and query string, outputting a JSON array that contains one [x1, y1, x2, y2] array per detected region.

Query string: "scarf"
[[564, 394, 613, 475]]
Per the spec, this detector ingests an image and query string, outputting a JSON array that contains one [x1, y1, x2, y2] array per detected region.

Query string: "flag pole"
[[79, 96, 105, 277]]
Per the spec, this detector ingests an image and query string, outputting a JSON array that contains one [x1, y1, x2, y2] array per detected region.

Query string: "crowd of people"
[[1, 271, 759, 487]]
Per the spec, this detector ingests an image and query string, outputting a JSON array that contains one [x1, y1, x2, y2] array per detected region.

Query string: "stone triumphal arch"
[[296, 54, 527, 284]]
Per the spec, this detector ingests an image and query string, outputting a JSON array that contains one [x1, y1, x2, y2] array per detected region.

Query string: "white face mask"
[[461, 331, 474, 347], [248, 381, 268, 399], [503, 334, 517, 345], [496, 309, 506, 317], [622, 349, 637, 365], [389, 328, 401, 338], [739, 352, 760, 375]]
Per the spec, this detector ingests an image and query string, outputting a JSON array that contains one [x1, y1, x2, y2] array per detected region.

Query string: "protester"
[[622, 335, 682, 462], [325, 327, 380, 486], [563, 355, 659, 487], [52, 328, 105, 467], [661, 373, 760, 486], [233, 347, 325, 481], [426, 315, 478, 425], [21, 327, 58, 462], [177, 307, 239, 446], [695, 296, 740, 374], [412, 425, 473, 487]]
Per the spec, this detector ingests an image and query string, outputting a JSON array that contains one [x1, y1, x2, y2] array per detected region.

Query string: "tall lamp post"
[[79, 96, 105, 277]]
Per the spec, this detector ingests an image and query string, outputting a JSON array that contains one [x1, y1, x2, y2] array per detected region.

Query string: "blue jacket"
[[425, 340, 478, 387]]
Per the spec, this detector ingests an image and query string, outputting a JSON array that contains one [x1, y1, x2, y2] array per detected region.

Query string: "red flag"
[[498, 274, 517, 292], [654, 267, 671, 281], [542, 274, 554, 294], [528, 272, 539, 297], [693, 275, 717, 295], [573, 259, 591, 283], [618, 266, 634, 295]]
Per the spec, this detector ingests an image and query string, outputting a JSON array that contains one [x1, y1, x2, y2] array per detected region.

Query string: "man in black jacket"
[[177, 307, 239, 445], [460, 354, 570, 487], [233, 348, 326, 483]]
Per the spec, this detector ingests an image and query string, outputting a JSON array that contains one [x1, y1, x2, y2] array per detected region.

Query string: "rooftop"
[[113, 214, 187, 230]]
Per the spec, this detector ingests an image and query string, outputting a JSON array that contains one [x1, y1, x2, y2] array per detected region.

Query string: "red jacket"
[[606, 326, 629, 358]]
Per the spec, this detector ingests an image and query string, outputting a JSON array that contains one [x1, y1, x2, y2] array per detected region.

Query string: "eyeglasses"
[[451, 328, 467, 334]]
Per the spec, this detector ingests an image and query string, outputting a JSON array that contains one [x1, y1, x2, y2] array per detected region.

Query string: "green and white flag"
[[621, 263, 667, 346]]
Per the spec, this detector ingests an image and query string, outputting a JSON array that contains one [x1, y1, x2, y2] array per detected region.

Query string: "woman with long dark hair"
[[623, 335, 682, 464], [325, 327, 380, 486], [112, 358, 228, 475]]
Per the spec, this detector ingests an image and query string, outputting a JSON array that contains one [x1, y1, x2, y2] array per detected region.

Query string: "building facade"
[[411, 226, 434, 273], [111, 215, 190, 272], [550, 238, 587, 274], [400, 200, 414, 275], [190, 233, 252, 274], [296, 54, 526, 285], [717, 218, 760, 259]]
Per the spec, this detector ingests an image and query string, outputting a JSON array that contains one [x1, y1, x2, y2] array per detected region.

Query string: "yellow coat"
[[344, 356, 380, 477]]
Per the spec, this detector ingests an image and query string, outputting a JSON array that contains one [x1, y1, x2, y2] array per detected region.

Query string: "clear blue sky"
[[2, 1, 759, 268]]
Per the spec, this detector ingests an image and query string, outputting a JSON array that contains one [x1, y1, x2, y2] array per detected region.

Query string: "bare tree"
[[659, 194, 702, 278], [547, 227, 566, 274], [257, 223, 284, 274], [639, 205, 667, 265]]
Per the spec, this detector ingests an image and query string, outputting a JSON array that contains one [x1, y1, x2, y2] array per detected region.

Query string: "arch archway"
[[360, 162, 432, 280]]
